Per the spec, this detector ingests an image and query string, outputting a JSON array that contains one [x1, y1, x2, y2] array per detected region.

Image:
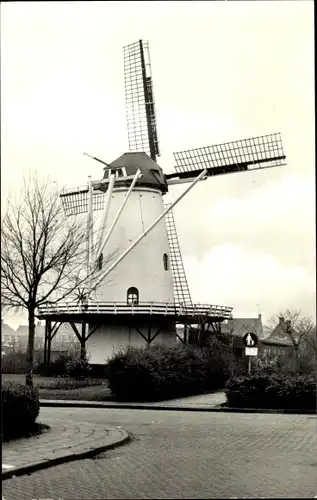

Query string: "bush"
[[2, 382, 40, 440], [224, 373, 316, 410], [253, 349, 316, 376], [1, 350, 28, 374], [37, 353, 76, 377], [1, 349, 45, 374], [65, 355, 91, 379], [107, 343, 233, 402]]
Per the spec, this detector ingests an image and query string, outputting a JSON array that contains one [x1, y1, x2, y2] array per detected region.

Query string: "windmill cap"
[[104, 152, 168, 194]]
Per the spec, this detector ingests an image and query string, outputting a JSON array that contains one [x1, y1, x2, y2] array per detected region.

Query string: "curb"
[[39, 400, 316, 415], [2, 428, 130, 480]]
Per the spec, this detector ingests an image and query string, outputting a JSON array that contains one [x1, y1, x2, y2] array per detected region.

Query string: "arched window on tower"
[[127, 287, 139, 305], [163, 253, 169, 271]]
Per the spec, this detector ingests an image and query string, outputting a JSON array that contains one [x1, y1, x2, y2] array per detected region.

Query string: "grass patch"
[[2, 423, 50, 443], [39, 385, 114, 401], [2, 373, 113, 401]]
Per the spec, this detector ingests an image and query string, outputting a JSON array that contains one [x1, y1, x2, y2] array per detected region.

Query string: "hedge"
[[37, 352, 90, 379], [1, 350, 43, 374], [224, 373, 316, 410], [107, 343, 233, 402], [2, 382, 40, 440]]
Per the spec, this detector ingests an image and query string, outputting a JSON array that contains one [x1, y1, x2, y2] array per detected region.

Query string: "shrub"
[[107, 343, 232, 402], [2, 382, 40, 440], [1, 349, 45, 374], [253, 349, 316, 376], [37, 353, 76, 377], [1, 350, 28, 374], [65, 354, 91, 379], [224, 373, 316, 410]]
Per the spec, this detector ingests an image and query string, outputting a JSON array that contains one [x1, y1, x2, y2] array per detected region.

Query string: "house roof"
[[15, 325, 29, 336], [221, 316, 263, 339], [268, 317, 297, 341], [1, 323, 16, 335], [261, 337, 293, 347], [16, 323, 81, 337]]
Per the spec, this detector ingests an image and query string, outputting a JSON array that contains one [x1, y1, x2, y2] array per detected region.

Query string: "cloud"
[[184, 243, 316, 323], [171, 173, 315, 272]]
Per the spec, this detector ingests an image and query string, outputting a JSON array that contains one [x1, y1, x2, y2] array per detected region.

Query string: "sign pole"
[[248, 356, 251, 375], [243, 333, 258, 374]]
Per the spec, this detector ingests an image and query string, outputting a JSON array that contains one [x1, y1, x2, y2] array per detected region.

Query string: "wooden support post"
[[148, 328, 161, 344], [136, 327, 148, 343], [47, 321, 52, 364], [81, 323, 86, 359], [184, 324, 188, 345], [44, 320, 48, 364], [248, 356, 251, 375]]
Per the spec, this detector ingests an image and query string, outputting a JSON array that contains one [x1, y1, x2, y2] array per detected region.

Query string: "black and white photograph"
[[1, 1, 315, 499]]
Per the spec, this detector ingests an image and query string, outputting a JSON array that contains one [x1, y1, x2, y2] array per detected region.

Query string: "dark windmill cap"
[[104, 152, 168, 194]]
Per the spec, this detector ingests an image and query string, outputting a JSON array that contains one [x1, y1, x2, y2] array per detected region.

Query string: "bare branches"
[[1, 174, 118, 386], [267, 309, 315, 347], [1, 176, 111, 312], [265, 309, 316, 371]]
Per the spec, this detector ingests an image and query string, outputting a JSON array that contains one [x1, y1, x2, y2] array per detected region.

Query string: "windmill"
[[38, 40, 286, 365]]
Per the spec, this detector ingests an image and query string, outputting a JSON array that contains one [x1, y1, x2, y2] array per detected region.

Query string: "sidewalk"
[[39, 391, 316, 414], [40, 390, 227, 409], [2, 417, 129, 480]]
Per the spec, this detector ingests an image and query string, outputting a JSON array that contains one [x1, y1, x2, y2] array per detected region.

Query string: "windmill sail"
[[124, 40, 160, 161], [164, 204, 192, 307], [166, 132, 286, 184], [60, 187, 106, 216]]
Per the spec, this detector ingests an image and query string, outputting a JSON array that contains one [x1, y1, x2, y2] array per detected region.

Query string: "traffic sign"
[[245, 347, 258, 356], [243, 332, 258, 347]]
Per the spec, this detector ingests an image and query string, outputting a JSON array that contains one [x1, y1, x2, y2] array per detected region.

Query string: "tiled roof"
[[221, 316, 263, 339], [268, 317, 298, 342], [260, 337, 293, 347]]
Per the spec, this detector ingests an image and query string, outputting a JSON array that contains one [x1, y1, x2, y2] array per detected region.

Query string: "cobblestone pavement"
[[2, 408, 317, 499]]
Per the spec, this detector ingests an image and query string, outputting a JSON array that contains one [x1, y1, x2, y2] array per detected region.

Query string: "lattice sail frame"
[[124, 40, 160, 160], [168, 133, 286, 181], [164, 204, 192, 307], [60, 187, 106, 216]]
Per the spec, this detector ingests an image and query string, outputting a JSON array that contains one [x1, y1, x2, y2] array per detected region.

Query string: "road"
[[2, 407, 317, 499]]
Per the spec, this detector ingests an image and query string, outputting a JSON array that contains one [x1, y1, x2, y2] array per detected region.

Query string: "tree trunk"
[[294, 343, 300, 371], [26, 308, 35, 387]]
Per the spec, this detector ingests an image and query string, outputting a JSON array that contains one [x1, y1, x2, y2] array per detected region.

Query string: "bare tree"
[[1, 176, 112, 386], [267, 309, 316, 368]]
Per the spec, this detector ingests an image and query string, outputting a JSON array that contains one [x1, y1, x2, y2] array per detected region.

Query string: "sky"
[[1, 1, 315, 329]]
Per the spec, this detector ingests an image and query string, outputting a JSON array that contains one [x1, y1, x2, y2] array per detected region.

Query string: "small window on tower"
[[98, 253, 103, 270], [163, 253, 169, 271], [127, 287, 139, 305]]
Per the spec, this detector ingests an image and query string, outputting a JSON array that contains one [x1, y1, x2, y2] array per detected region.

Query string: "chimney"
[[258, 313, 262, 321], [279, 316, 284, 325]]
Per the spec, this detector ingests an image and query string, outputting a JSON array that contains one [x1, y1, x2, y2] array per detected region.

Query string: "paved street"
[[2, 408, 317, 499]]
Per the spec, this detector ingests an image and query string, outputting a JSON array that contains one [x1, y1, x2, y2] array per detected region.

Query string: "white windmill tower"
[[38, 40, 286, 365]]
